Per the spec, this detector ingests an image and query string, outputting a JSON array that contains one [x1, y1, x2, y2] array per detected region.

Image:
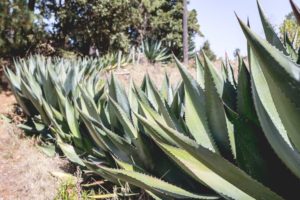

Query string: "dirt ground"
[[107, 59, 234, 91], [0, 93, 69, 200]]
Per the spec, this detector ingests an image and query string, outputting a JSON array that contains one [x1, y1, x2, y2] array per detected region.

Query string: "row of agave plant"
[[5, 0, 300, 199], [101, 39, 172, 66]]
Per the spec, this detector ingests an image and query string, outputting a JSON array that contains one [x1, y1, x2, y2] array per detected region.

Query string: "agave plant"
[[4, 55, 106, 160], [141, 39, 171, 64], [6, 0, 300, 199], [100, 50, 133, 70], [79, 1, 300, 199]]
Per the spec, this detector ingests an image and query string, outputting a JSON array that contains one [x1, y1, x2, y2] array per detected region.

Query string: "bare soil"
[[0, 93, 69, 200], [105, 62, 197, 90], [107, 59, 235, 90]]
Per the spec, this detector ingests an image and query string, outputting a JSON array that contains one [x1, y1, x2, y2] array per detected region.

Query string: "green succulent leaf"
[[203, 54, 235, 160], [154, 122, 283, 200], [58, 140, 85, 166], [245, 38, 300, 179], [290, 0, 300, 25], [97, 166, 218, 199], [174, 56, 216, 152], [195, 54, 205, 88], [257, 0, 288, 54]]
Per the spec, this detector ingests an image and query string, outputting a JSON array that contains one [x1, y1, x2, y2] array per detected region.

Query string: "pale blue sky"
[[189, 0, 294, 58]]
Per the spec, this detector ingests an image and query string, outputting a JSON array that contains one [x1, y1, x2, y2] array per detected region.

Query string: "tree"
[[200, 40, 216, 61], [142, 1, 202, 57], [39, 0, 201, 56], [0, 0, 44, 56], [39, 0, 134, 54], [183, 0, 188, 65], [279, 11, 300, 49]]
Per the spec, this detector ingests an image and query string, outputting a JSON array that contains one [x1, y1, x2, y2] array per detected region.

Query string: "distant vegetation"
[[280, 11, 300, 50], [199, 40, 217, 61], [0, 0, 201, 58]]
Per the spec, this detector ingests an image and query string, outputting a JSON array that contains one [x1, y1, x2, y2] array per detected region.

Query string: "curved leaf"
[[154, 122, 283, 200], [98, 166, 218, 199], [174, 56, 217, 152], [257, 0, 288, 54]]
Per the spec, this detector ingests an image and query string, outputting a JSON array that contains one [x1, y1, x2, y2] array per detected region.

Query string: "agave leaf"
[[145, 191, 163, 200], [292, 31, 298, 49], [110, 99, 157, 168], [84, 162, 121, 185], [76, 108, 110, 152], [144, 74, 159, 110], [195, 54, 205, 88], [236, 60, 258, 124], [127, 113, 207, 193], [20, 80, 50, 125], [284, 32, 298, 60], [4, 68, 34, 116], [146, 76, 183, 132], [249, 49, 300, 179], [257, 0, 288, 54], [23, 70, 44, 101], [252, 82, 300, 177], [42, 99, 68, 140], [54, 85, 67, 117], [174, 56, 216, 152], [58, 140, 85, 166], [97, 166, 218, 199], [128, 80, 139, 128], [135, 111, 177, 146], [50, 105, 64, 123], [77, 87, 101, 122], [234, 59, 271, 182], [239, 17, 300, 153], [4, 67, 21, 89], [220, 62, 228, 80], [63, 67, 76, 95], [160, 72, 173, 104], [85, 99, 151, 166], [238, 17, 300, 107], [113, 156, 144, 172], [109, 74, 131, 118], [222, 64, 236, 110], [154, 122, 283, 200], [203, 54, 235, 160], [133, 80, 159, 111], [202, 54, 223, 96], [170, 81, 184, 118], [40, 68, 58, 108], [227, 62, 237, 88], [96, 124, 139, 164], [38, 143, 56, 157], [65, 98, 82, 147], [290, 0, 300, 25], [109, 97, 139, 140]]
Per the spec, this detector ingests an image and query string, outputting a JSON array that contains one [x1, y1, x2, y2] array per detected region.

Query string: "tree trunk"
[[28, 0, 36, 11], [183, 0, 189, 65]]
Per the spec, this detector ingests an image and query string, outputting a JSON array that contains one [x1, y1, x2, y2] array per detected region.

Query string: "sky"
[[189, 0, 293, 58]]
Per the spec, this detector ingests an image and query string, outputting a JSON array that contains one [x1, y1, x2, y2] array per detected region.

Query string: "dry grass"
[[0, 121, 70, 200], [105, 58, 238, 91], [105, 62, 196, 91], [0, 92, 71, 200]]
